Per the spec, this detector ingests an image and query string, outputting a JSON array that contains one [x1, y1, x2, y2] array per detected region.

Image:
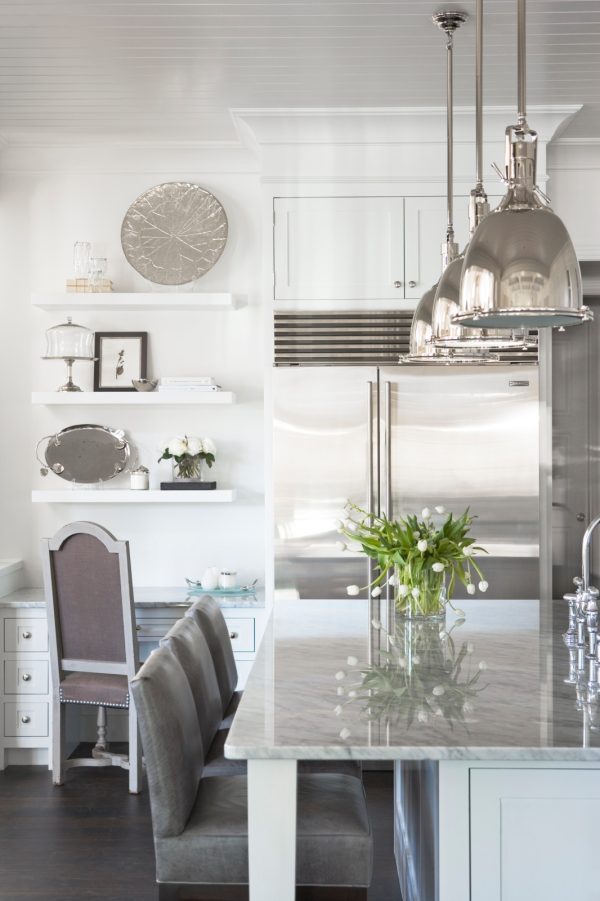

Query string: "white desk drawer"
[[4, 701, 49, 737], [4, 659, 49, 695], [4, 618, 48, 653], [224, 617, 255, 653]]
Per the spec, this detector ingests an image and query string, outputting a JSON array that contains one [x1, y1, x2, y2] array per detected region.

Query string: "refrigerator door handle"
[[384, 380, 392, 518], [367, 380, 374, 518]]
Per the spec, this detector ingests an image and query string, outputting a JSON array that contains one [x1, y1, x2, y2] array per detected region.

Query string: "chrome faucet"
[[582, 515, 600, 594]]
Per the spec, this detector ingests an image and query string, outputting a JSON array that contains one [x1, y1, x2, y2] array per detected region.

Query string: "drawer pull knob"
[[21, 715, 31, 724], [22, 631, 32, 640], [229, 631, 239, 640], [22, 673, 32, 682], [393, 280, 402, 288], [408, 280, 417, 288], [136, 625, 141, 631]]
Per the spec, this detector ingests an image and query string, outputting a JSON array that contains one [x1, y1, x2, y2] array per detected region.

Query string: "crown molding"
[[232, 105, 581, 148]]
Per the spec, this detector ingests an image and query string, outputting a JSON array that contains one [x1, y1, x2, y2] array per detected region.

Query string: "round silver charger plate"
[[121, 182, 228, 286]]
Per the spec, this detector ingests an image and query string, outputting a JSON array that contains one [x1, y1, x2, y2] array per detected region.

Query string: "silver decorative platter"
[[121, 182, 228, 286], [37, 424, 131, 484]]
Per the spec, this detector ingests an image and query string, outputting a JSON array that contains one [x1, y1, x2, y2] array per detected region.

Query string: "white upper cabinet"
[[273, 194, 487, 305], [404, 195, 472, 299], [273, 197, 405, 302]]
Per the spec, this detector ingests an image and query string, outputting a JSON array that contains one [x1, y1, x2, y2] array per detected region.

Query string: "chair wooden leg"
[[128, 699, 143, 794], [51, 698, 65, 786]]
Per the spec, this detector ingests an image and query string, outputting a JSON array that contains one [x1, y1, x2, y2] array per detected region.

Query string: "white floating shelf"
[[31, 292, 246, 312], [31, 391, 235, 406], [32, 489, 236, 504]]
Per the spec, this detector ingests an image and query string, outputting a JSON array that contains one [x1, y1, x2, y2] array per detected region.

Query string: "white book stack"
[[158, 377, 220, 393]]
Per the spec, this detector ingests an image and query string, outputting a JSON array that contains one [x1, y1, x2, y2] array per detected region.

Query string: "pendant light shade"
[[454, 0, 590, 330], [431, 0, 537, 351], [406, 285, 438, 358]]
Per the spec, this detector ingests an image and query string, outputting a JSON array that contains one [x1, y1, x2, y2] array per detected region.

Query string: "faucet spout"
[[582, 515, 600, 592]]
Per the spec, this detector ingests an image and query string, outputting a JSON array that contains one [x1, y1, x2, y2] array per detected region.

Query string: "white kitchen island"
[[225, 597, 600, 901]]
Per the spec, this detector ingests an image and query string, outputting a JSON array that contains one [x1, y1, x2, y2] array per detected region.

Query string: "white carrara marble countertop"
[[0, 586, 264, 609], [226, 597, 600, 762]]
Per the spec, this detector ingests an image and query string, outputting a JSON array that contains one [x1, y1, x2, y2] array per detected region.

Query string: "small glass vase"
[[394, 565, 447, 621], [172, 455, 203, 482]]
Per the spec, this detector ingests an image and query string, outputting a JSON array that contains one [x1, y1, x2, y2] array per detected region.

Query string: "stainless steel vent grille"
[[274, 311, 413, 366], [274, 312, 538, 366]]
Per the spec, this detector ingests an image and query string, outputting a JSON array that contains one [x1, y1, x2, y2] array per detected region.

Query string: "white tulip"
[[335, 670, 346, 681], [168, 437, 187, 456], [467, 583, 476, 596], [337, 686, 345, 696], [434, 706, 444, 717], [432, 685, 445, 697], [417, 708, 428, 724], [398, 584, 410, 598], [397, 656, 407, 669], [411, 587, 420, 599], [347, 656, 358, 666], [348, 690, 357, 699], [413, 531, 421, 539], [462, 701, 474, 715], [334, 705, 343, 716], [412, 654, 421, 665], [478, 580, 488, 592], [202, 437, 217, 455], [371, 619, 382, 630], [466, 641, 475, 654], [463, 546, 474, 557], [335, 541, 346, 551], [185, 436, 203, 456], [346, 584, 360, 597], [421, 507, 431, 519], [339, 727, 351, 740], [345, 521, 358, 533], [432, 562, 445, 572], [388, 574, 397, 587], [371, 586, 382, 598], [454, 608, 465, 617], [478, 660, 488, 671], [435, 505, 445, 515], [335, 519, 345, 531], [417, 539, 428, 553]]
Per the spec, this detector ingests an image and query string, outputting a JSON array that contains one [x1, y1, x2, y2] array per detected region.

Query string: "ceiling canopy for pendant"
[[430, 0, 536, 354], [453, 0, 590, 330]]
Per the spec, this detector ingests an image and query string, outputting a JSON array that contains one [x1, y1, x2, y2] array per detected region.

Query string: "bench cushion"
[[155, 773, 372, 887]]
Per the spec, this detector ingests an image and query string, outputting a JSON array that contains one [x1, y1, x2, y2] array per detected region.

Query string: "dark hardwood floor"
[[0, 764, 401, 901]]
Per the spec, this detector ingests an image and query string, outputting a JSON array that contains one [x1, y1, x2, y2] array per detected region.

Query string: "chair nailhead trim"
[[59, 689, 129, 709]]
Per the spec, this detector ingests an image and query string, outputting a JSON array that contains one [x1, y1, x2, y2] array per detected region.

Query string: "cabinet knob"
[[136, 625, 141, 631], [577, 513, 586, 522], [393, 280, 402, 288], [408, 280, 417, 289], [229, 631, 239, 640], [21, 630, 32, 640], [21, 715, 31, 724], [22, 673, 32, 682]]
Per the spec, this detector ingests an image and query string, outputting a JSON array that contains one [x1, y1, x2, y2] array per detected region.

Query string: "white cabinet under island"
[[225, 598, 600, 901]]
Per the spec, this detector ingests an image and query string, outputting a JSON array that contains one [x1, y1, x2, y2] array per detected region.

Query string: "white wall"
[[0, 144, 265, 588]]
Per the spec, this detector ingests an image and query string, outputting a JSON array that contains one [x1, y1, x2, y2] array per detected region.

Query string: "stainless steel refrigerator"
[[273, 360, 541, 601]]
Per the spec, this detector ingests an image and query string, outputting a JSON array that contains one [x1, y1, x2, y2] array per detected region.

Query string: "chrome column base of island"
[[225, 598, 600, 901]]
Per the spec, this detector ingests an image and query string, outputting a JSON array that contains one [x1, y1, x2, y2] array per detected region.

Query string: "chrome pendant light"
[[431, 0, 537, 352], [453, 0, 590, 330], [401, 10, 470, 365]]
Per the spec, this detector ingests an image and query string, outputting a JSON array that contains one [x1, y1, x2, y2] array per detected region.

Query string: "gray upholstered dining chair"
[[160, 615, 245, 776], [185, 595, 241, 729], [41, 521, 142, 793], [131, 644, 373, 901]]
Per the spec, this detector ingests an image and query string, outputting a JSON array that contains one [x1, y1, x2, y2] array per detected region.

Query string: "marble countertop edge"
[[223, 743, 600, 762]]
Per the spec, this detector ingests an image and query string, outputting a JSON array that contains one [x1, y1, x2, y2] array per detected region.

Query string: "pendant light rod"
[[446, 28, 454, 240], [517, 0, 527, 126], [475, 0, 483, 188], [433, 10, 467, 246]]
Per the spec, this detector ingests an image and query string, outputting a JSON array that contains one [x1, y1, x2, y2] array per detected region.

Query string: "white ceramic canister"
[[201, 567, 220, 591], [219, 571, 238, 589], [130, 466, 149, 490]]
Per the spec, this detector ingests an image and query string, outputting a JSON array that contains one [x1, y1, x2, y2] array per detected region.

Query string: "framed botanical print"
[[93, 332, 148, 392]]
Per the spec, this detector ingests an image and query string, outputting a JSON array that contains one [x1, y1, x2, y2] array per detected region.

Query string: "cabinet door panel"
[[471, 768, 600, 901], [274, 197, 404, 301], [404, 196, 470, 300]]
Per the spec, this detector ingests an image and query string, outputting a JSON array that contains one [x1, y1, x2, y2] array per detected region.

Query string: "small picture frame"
[[94, 332, 148, 392]]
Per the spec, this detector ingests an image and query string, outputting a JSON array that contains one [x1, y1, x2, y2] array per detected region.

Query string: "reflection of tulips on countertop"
[[334, 618, 488, 742]]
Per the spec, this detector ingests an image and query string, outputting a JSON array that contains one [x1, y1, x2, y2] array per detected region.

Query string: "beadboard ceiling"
[[0, 0, 599, 144]]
